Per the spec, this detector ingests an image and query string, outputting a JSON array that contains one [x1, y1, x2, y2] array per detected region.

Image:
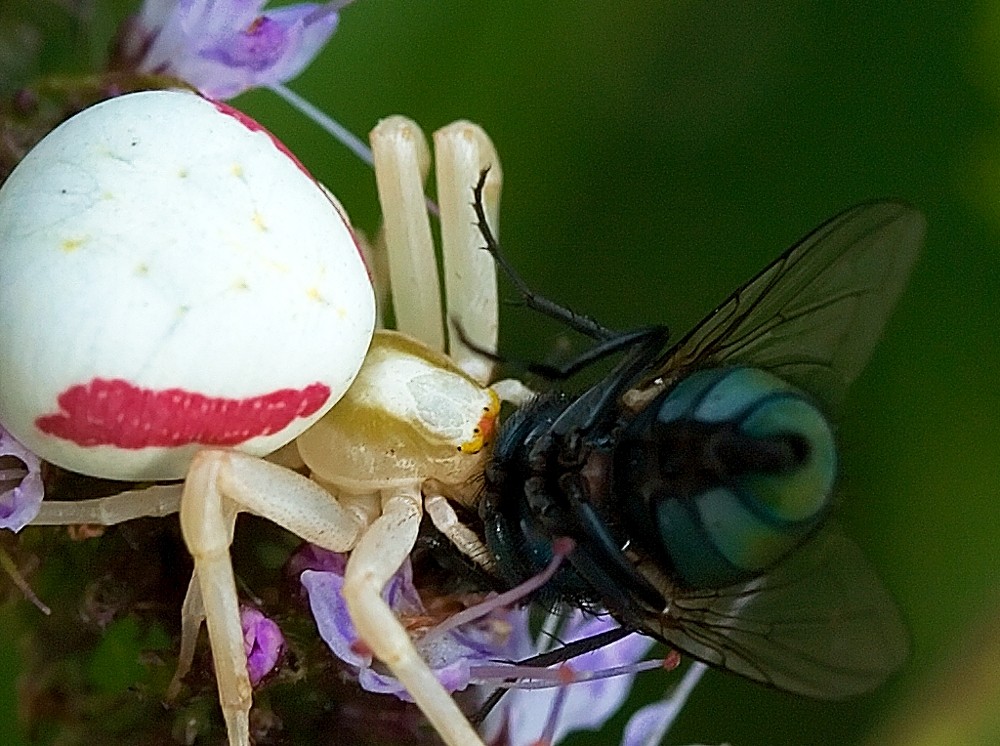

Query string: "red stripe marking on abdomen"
[[36, 378, 332, 449]]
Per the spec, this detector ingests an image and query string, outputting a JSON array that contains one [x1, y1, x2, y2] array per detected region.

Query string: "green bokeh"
[[3, 1, 999, 745]]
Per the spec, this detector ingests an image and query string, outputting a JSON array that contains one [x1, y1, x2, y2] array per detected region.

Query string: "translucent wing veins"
[[649, 527, 910, 698], [646, 202, 925, 409]]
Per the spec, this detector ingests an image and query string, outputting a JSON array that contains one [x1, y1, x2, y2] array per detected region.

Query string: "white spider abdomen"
[[0, 90, 375, 480]]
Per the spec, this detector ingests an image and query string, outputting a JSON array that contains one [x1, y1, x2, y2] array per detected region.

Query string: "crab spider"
[[1, 92, 531, 746]]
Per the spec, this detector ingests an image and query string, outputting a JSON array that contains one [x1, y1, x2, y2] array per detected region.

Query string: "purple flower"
[[116, 0, 349, 99], [295, 543, 685, 746], [240, 605, 284, 686], [0, 425, 44, 532], [298, 546, 511, 699], [481, 610, 656, 746], [620, 662, 710, 746]]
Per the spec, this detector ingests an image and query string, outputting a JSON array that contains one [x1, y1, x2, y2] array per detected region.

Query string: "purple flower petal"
[[0, 426, 44, 532], [621, 698, 675, 746], [121, 0, 341, 99], [621, 662, 711, 746], [289, 542, 348, 577], [298, 546, 513, 701], [240, 605, 284, 686], [301, 567, 370, 668], [483, 610, 656, 746]]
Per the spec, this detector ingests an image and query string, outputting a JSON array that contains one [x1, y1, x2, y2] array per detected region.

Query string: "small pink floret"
[[36, 378, 331, 449]]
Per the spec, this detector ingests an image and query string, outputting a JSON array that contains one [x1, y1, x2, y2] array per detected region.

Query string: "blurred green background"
[[2, 1, 999, 745]]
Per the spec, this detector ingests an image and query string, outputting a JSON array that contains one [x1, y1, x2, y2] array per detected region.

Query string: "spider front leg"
[[371, 116, 501, 384]]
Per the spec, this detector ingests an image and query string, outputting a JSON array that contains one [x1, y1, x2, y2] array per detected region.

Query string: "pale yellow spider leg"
[[166, 572, 206, 699], [491, 377, 538, 407], [435, 122, 502, 385], [424, 491, 495, 571], [170, 490, 379, 701], [370, 117, 445, 351], [30, 484, 183, 525], [178, 449, 375, 746], [28, 441, 310, 528], [178, 452, 248, 746], [354, 227, 391, 329], [343, 486, 486, 746]]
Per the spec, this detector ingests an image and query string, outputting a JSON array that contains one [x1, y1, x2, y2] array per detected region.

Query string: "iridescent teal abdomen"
[[617, 367, 836, 589]]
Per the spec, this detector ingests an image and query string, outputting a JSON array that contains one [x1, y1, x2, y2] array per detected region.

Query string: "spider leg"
[[30, 484, 183, 525], [371, 117, 503, 386], [177, 449, 374, 746], [166, 572, 205, 700], [371, 117, 446, 352], [28, 443, 308, 528], [425, 491, 494, 571], [343, 486, 487, 746], [435, 121, 501, 384]]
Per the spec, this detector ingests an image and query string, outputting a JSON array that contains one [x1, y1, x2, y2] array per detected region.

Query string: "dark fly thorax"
[[480, 391, 590, 603], [481, 388, 671, 619]]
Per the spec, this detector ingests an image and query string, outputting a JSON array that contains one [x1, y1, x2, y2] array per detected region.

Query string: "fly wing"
[[647, 527, 909, 699], [647, 203, 924, 409]]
